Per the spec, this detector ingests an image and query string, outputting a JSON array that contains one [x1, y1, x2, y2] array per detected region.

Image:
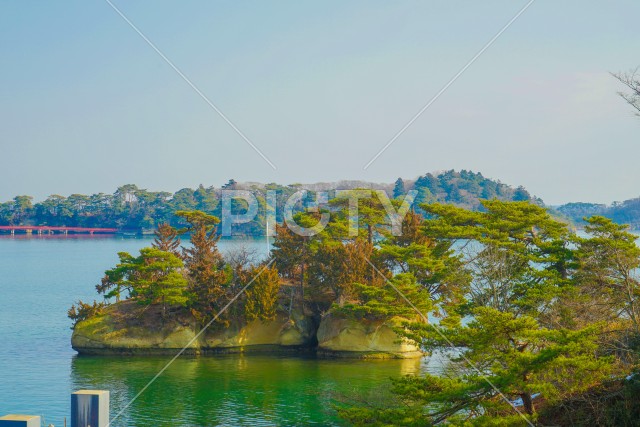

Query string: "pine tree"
[[393, 177, 405, 199], [270, 212, 324, 312], [340, 308, 612, 424], [378, 210, 469, 311], [330, 189, 390, 244], [339, 201, 616, 424], [96, 251, 138, 302], [244, 265, 280, 321], [573, 216, 640, 354], [95, 248, 188, 318], [151, 223, 181, 256], [176, 210, 228, 323], [137, 248, 189, 318]]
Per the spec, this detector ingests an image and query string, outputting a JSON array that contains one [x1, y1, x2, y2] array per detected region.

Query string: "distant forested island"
[[0, 170, 537, 235], [5, 169, 640, 234], [555, 199, 640, 229]]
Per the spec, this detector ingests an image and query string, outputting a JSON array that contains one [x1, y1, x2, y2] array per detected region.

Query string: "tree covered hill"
[[409, 169, 536, 209], [0, 170, 537, 234]]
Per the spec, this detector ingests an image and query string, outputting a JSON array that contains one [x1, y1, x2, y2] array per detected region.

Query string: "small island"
[[69, 202, 427, 359]]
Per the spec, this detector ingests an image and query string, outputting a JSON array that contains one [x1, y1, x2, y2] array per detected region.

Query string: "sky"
[[0, 0, 638, 205]]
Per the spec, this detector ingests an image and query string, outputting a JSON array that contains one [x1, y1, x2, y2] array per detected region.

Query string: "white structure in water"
[[0, 414, 41, 427], [71, 390, 109, 427]]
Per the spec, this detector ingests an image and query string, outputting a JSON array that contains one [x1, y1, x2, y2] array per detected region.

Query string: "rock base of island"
[[71, 302, 423, 359], [316, 313, 423, 359]]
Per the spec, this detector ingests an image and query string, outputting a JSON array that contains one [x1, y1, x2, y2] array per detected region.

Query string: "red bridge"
[[0, 226, 119, 235]]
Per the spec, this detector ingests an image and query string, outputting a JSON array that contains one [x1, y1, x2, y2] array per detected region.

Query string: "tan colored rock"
[[71, 313, 200, 355], [71, 304, 316, 355], [71, 302, 421, 358], [201, 312, 313, 348], [316, 313, 422, 359]]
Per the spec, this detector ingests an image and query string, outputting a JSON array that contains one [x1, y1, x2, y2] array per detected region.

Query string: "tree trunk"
[[288, 285, 294, 317], [300, 262, 305, 311], [520, 392, 535, 416]]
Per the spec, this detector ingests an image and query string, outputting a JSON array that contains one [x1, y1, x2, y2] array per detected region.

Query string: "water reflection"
[[70, 354, 428, 426]]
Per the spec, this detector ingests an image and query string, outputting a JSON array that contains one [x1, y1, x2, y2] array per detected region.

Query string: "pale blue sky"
[[1, 1, 638, 205]]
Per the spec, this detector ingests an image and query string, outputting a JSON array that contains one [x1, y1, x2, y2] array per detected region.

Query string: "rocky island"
[[69, 205, 428, 359]]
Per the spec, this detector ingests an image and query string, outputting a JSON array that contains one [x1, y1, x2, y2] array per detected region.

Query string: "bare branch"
[[612, 68, 640, 116]]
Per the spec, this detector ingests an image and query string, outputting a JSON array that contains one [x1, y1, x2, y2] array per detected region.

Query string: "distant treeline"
[[0, 170, 535, 234], [557, 199, 640, 230]]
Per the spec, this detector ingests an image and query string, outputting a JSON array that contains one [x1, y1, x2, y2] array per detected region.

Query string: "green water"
[[0, 236, 434, 426], [72, 355, 426, 426]]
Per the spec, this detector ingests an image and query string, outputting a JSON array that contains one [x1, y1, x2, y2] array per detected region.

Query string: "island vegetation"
[[68, 190, 439, 358], [68, 188, 640, 425]]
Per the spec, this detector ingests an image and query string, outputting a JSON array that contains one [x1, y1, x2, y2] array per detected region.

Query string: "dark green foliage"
[[69, 197, 640, 425], [0, 195, 34, 225], [400, 308, 611, 419], [329, 189, 396, 244], [0, 172, 535, 234], [571, 216, 640, 361], [222, 179, 237, 189], [412, 170, 536, 211], [96, 251, 135, 302], [378, 210, 469, 311], [393, 178, 405, 199], [78, 217, 282, 326], [334, 274, 430, 320], [340, 201, 635, 425], [96, 247, 188, 317]]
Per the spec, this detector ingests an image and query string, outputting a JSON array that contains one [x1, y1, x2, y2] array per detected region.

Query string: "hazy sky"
[[1, 1, 638, 205]]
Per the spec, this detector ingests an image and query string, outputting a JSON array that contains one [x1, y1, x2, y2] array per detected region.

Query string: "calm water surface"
[[0, 236, 434, 426]]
